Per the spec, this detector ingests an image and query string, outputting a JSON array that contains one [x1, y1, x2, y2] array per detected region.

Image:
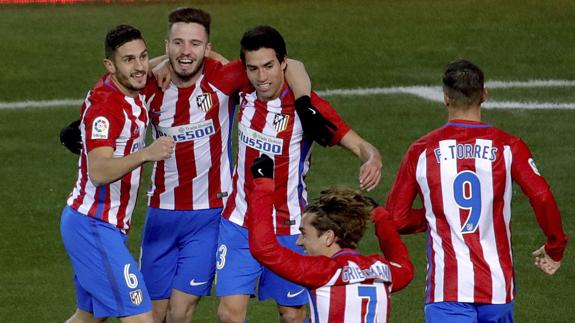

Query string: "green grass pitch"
[[0, 1, 573, 321]]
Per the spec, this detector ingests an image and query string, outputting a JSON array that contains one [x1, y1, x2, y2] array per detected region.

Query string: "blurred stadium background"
[[0, 0, 573, 321]]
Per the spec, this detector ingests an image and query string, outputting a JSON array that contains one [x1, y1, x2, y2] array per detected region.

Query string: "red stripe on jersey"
[[426, 149, 458, 301], [149, 89, 166, 208], [457, 156, 493, 303], [200, 81, 224, 209], [328, 285, 345, 322], [491, 145, 514, 302], [173, 87, 197, 207]]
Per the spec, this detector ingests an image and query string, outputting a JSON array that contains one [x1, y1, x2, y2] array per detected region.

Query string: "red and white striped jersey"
[[222, 85, 350, 235], [386, 119, 568, 304], [248, 179, 414, 323], [67, 74, 149, 233], [144, 59, 249, 210]]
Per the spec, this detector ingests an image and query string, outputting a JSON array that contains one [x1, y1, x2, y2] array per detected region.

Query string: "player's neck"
[[171, 66, 203, 88], [447, 105, 481, 122], [110, 75, 138, 98]]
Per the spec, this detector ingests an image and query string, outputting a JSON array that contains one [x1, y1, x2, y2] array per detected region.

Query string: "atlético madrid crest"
[[273, 113, 289, 132], [129, 289, 143, 306], [196, 93, 213, 112]]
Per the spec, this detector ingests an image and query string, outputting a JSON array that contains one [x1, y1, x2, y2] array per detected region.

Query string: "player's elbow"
[[391, 261, 415, 292]]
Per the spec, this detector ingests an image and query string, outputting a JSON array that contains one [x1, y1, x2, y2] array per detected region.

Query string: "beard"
[[169, 56, 204, 83]]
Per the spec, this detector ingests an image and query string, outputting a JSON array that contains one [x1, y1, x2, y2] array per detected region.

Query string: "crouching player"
[[246, 155, 414, 322]]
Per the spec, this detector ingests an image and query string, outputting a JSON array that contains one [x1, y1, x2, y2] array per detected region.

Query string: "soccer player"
[[385, 59, 569, 322], [60, 25, 174, 322], [138, 8, 312, 323], [216, 25, 382, 323], [246, 155, 414, 323]]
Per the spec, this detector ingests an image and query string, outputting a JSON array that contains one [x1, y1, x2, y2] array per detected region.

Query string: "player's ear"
[[323, 230, 336, 246], [103, 58, 116, 74], [280, 56, 287, 71], [480, 88, 488, 104], [443, 93, 451, 107], [165, 38, 169, 55], [206, 42, 212, 56]]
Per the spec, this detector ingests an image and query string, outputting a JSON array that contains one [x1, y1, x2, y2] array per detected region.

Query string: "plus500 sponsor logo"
[[157, 122, 215, 143], [238, 126, 283, 155]]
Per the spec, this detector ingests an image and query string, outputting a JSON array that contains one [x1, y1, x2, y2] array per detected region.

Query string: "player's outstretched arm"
[[87, 136, 174, 186], [371, 206, 414, 291], [338, 130, 382, 191], [532, 245, 562, 275]]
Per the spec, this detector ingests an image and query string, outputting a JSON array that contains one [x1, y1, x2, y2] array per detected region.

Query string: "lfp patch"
[[91, 116, 109, 139]]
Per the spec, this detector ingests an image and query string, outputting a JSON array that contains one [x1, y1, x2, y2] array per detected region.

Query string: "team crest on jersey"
[[91, 116, 109, 139], [273, 113, 289, 132], [196, 93, 213, 112], [129, 289, 143, 306], [528, 158, 541, 176]]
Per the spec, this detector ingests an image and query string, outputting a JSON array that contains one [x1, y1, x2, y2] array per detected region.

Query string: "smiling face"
[[166, 22, 211, 86], [104, 39, 149, 97], [244, 47, 287, 101], [296, 212, 334, 257]]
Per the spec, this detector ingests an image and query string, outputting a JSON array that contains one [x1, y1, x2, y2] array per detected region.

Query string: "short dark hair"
[[168, 7, 211, 37], [442, 59, 485, 107], [240, 25, 287, 64], [105, 24, 145, 60], [304, 187, 376, 249]]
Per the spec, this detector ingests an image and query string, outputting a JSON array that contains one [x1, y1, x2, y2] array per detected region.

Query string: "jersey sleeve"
[[310, 92, 351, 146], [83, 99, 123, 152], [511, 139, 568, 261], [247, 178, 343, 289], [385, 142, 428, 234], [371, 207, 414, 292], [205, 58, 251, 95]]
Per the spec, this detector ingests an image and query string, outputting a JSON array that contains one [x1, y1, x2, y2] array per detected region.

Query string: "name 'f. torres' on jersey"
[[386, 120, 567, 305], [223, 85, 350, 235], [145, 59, 248, 211]]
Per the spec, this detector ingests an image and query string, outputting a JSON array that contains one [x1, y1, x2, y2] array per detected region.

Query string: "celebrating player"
[[246, 155, 413, 323], [385, 59, 568, 322], [60, 25, 174, 323], [216, 25, 382, 323]]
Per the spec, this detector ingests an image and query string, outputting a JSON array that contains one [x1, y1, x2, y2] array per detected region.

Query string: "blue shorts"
[[216, 218, 308, 307], [60, 206, 152, 318], [140, 207, 221, 299], [425, 301, 514, 323]]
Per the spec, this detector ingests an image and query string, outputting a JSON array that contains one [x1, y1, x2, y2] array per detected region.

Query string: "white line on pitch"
[[2, 79, 575, 110]]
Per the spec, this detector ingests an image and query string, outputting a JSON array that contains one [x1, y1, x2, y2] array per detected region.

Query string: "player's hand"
[[144, 136, 175, 161], [295, 95, 338, 147], [250, 154, 274, 179], [359, 156, 382, 192], [60, 119, 82, 155], [532, 245, 561, 275], [153, 59, 171, 91]]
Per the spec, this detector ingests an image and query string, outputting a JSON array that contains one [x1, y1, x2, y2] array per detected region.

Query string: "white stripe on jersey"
[[416, 150, 445, 302], [503, 145, 514, 297], [311, 270, 340, 322]]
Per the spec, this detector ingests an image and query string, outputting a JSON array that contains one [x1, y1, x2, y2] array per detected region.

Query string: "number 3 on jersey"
[[453, 171, 482, 234]]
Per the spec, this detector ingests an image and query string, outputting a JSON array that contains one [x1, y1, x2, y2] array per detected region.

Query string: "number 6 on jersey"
[[453, 171, 482, 234]]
